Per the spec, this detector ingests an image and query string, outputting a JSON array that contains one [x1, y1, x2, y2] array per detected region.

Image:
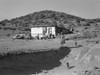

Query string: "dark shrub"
[[24, 28, 30, 31], [7, 34, 10, 37]]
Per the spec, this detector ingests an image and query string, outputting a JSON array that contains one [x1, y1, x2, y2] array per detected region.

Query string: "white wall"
[[47, 27, 56, 36], [31, 27, 43, 37], [31, 27, 56, 37]]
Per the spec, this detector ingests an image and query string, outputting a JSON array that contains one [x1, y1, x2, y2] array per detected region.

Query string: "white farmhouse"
[[30, 25, 56, 39]]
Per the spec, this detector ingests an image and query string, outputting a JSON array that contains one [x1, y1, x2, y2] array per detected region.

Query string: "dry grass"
[[0, 38, 61, 54]]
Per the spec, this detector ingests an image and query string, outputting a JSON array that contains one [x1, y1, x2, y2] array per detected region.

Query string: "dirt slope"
[[34, 43, 100, 75]]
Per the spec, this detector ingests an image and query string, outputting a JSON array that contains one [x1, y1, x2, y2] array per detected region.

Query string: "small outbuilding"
[[30, 25, 56, 39]]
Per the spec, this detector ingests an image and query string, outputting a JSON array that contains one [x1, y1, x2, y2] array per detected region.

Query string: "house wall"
[[31, 27, 43, 37], [47, 27, 56, 36], [31, 27, 56, 37]]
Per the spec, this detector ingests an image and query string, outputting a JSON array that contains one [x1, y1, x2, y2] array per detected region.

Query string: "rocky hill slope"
[[0, 10, 100, 30]]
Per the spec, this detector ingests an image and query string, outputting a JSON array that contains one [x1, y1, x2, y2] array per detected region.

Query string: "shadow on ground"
[[0, 47, 70, 75]]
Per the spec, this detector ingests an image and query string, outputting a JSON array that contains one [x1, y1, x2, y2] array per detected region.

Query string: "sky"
[[0, 0, 100, 21]]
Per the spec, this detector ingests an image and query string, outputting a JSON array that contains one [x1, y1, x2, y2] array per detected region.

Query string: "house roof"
[[29, 24, 55, 28]]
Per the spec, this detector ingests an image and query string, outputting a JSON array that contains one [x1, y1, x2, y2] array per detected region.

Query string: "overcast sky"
[[0, 0, 100, 21]]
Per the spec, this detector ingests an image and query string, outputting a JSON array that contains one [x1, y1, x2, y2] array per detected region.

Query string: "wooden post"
[[75, 41, 77, 47], [61, 34, 65, 47]]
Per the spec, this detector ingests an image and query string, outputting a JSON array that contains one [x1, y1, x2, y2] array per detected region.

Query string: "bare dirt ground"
[[33, 38, 100, 75], [1, 37, 100, 75]]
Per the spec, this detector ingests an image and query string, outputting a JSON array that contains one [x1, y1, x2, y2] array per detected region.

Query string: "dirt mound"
[[69, 48, 100, 75], [74, 48, 100, 69], [33, 41, 100, 75], [60, 46, 90, 68], [78, 66, 100, 75]]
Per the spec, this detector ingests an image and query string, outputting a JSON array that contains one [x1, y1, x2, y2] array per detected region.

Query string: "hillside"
[[0, 10, 100, 35], [0, 10, 87, 29]]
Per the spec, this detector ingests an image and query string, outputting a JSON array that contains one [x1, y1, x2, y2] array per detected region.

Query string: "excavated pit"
[[0, 47, 70, 75]]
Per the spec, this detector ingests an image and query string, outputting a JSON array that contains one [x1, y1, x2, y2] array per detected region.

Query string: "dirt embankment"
[[0, 47, 71, 75]]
